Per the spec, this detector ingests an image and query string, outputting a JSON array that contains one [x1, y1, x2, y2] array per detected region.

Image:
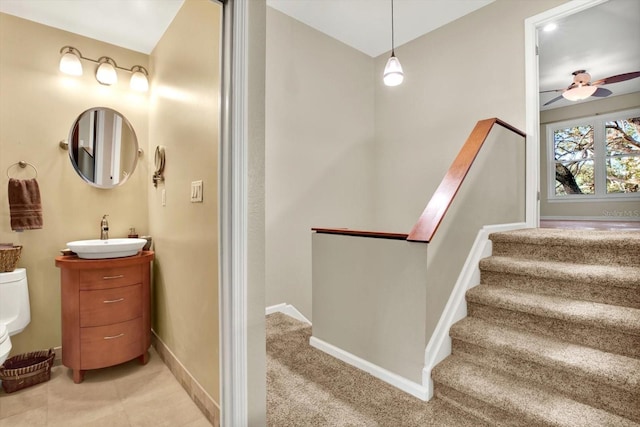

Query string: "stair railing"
[[310, 117, 527, 400], [313, 118, 526, 242]]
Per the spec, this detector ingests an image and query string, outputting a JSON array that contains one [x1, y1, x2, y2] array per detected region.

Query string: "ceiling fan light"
[[383, 55, 404, 86], [562, 84, 597, 101], [59, 51, 83, 76]]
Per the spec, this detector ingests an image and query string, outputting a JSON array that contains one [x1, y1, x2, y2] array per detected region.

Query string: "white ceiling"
[[0, 0, 185, 54], [267, 0, 495, 57], [1, 0, 637, 110], [0, 0, 493, 57]]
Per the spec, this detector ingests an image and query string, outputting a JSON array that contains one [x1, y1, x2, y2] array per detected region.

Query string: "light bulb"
[[562, 84, 597, 101], [59, 51, 83, 76], [130, 70, 149, 92], [96, 61, 117, 86], [383, 55, 404, 86]]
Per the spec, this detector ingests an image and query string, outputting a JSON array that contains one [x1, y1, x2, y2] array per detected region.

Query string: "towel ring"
[[6, 161, 38, 179]]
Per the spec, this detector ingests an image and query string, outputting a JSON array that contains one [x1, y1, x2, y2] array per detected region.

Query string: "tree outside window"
[[605, 118, 640, 193], [548, 110, 640, 199]]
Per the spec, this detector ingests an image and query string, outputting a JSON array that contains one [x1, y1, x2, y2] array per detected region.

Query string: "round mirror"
[[68, 107, 138, 189]]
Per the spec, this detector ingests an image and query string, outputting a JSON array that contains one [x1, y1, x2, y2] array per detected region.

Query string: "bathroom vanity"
[[55, 251, 154, 383]]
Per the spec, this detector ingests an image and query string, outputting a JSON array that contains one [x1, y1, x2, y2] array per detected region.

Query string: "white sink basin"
[[66, 238, 147, 259]]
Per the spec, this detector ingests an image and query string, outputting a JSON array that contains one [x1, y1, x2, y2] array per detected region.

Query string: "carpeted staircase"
[[432, 228, 640, 426]]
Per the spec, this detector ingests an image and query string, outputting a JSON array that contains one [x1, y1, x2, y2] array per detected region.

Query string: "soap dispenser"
[[128, 227, 139, 238]]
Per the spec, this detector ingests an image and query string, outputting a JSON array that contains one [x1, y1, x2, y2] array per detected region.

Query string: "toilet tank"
[[0, 268, 31, 335]]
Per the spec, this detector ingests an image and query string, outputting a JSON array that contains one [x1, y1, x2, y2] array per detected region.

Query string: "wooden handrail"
[[407, 118, 525, 242], [312, 227, 409, 240], [312, 118, 525, 243]]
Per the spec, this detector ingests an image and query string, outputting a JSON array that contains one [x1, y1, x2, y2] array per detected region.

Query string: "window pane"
[[607, 156, 640, 193], [555, 160, 594, 195], [553, 125, 594, 162], [606, 117, 640, 156]]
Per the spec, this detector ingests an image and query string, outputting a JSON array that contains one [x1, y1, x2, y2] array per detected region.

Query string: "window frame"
[[546, 107, 640, 202]]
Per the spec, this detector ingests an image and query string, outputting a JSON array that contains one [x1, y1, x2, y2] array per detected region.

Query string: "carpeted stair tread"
[[489, 228, 640, 266], [450, 317, 640, 393], [466, 284, 640, 335], [432, 355, 638, 427], [489, 228, 640, 248], [479, 256, 640, 290]]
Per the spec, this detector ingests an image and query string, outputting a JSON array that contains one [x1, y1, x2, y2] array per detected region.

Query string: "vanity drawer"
[[79, 265, 141, 290], [79, 284, 142, 327], [80, 317, 143, 370]]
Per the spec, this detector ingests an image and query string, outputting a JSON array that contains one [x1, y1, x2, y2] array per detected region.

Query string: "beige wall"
[[1, 0, 222, 409], [265, 0, 566, 322], [540, 92, 640, 219], [312, 234, 429, 383], [265, 7, 376, 321], [149, 0, 221, 403], [0, 13, 149, 355], [247, 0, 268, 421], [373, 0, 566, 231]]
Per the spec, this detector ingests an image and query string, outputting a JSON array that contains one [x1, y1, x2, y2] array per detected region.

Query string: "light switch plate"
[[190, 180, 203, 203]]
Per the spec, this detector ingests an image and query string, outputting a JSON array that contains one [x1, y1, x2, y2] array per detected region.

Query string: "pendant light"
[[383, 0, 404, 86]]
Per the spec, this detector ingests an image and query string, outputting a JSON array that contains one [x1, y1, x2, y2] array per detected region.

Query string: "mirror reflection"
[[68, 107, 138, 188]]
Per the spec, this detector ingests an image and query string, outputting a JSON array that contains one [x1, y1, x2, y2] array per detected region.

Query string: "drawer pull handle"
[[103, 298, 125, 304], [104, 333, 125, 340], [103, 275, 124, 280]]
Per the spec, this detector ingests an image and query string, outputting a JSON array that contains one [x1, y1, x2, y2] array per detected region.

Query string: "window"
[[547, 108, 640, 201]]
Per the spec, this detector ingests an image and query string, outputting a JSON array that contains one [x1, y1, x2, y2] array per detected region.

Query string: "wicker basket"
[[0, 349, 55, 393], [0, 245, 22, 272]]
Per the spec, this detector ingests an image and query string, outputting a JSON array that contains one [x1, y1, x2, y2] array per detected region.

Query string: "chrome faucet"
[[100, 215, 109, 240]]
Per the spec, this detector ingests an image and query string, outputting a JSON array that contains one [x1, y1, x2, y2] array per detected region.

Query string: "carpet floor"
[[266, 312, 484, 427], [433, 228, 640, 426]]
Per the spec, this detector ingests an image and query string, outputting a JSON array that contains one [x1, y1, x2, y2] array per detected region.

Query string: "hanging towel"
[[8, 178, 43, 231]]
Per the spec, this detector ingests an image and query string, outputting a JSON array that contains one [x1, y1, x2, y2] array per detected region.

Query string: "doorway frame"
[[220, 0, 249, 425], [524, 0, 609, 228], [218, 0, 617, 425]]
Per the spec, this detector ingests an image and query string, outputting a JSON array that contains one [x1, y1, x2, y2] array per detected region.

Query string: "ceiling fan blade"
[[592, 87, 612, 98], [540, 88, 564, 94], [591, 71, 640, 86], [543, 95, 564, 106]]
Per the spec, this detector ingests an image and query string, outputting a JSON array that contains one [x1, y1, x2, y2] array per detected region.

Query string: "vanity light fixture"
[[129, 66, 149, 92], [95, 57, 118, 86], [383, 0, 404, 87], [59, 47, 83, 76], [59, 46, 149, 92]]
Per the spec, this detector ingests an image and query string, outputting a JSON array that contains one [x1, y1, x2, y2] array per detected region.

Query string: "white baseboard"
[[265, 303, 311, 325], [541, 215, 640, 221], [422, 222, 527, 399], [310, 336, 429, 401]]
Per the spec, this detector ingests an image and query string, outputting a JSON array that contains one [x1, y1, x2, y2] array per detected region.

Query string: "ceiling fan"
[[540, 69, 640, 106]]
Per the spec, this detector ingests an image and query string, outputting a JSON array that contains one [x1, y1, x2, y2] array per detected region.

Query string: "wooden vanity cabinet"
[[55, 251, 154, 383]]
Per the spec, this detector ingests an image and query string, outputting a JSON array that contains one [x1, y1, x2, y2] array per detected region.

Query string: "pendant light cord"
[[391, 0, 396, 56]]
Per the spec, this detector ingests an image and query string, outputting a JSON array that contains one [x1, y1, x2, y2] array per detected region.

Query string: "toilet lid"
[[0, 324, 7, 344]]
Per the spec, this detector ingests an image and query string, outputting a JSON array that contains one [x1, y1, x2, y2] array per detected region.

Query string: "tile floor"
[[0, 348, 211, 427]]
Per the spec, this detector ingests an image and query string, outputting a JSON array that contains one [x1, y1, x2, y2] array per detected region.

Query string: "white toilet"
[[0, 268, 31, 366]]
